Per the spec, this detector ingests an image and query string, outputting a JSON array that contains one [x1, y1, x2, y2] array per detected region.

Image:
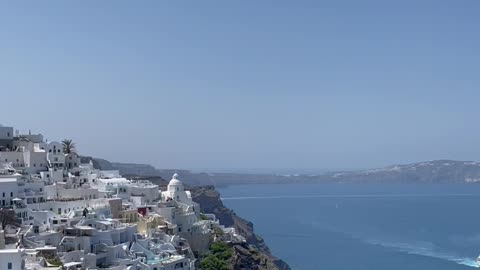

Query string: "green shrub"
[[200, 254, 228, 270], [46, 257, 63, 267], [199, 241, 234, 269], [210, 242, 229, 253], [216, 249, 233, 260], [213, 226, 224, 236]]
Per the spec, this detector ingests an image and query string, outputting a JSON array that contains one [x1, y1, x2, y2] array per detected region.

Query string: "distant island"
[[81, 158, 480, 186]]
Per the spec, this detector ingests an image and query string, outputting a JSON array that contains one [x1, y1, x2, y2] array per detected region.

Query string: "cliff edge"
[[191, 186, 291, 270]]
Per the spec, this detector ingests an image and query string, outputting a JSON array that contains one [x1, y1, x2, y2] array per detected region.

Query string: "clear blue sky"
[[1, 1, 479, 171]]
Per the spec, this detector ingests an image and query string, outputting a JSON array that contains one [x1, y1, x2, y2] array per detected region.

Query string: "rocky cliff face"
[[230, 244, 282, 270], [191, 186, 291, 270]]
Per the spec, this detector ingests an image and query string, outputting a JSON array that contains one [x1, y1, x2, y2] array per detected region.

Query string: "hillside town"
[[0, 125, 245, 270]]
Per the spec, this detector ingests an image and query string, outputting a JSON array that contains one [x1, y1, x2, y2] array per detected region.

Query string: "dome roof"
[[168, 173, 183, 186]]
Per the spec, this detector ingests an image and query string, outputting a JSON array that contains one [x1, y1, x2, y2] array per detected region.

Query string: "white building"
[[161, 173, 195, 205], [0, 249, 25, 270], [0, 126, 250, 270], [0, 177, 18, 207], [0, 125, 14, 150]]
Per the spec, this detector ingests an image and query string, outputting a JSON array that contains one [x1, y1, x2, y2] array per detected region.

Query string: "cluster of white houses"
[[0, 125, 244, 270]]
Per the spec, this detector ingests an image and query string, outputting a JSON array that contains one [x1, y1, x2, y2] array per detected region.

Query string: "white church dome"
[[168, 173, 183, 186]]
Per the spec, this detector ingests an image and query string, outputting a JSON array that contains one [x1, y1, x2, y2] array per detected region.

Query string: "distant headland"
[[83, 157, 480, 186]]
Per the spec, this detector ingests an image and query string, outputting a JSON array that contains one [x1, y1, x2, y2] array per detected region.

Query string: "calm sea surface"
[[219, 183, 480, 270]]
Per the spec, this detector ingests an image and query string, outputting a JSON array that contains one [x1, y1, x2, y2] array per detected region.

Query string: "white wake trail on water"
[[365, 239, 478, 268], [223, 193, 480, 267], [221, 194, 477, 200]]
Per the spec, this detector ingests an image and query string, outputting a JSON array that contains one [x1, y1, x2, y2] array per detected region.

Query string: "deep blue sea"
[[219, 183, 480, 270]]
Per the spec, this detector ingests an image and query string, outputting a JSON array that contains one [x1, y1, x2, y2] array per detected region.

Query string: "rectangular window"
[[8, 262, 12, 269], [10, 192, 12, 197], [2, 193, 4, 197]]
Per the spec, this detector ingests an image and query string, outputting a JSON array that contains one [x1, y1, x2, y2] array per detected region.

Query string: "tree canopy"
[[0, 209, 19, 230], [62, 139, 76, 154]]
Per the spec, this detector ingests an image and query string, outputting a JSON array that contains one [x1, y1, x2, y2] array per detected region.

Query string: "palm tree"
[[62, 139, 76, 154]]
